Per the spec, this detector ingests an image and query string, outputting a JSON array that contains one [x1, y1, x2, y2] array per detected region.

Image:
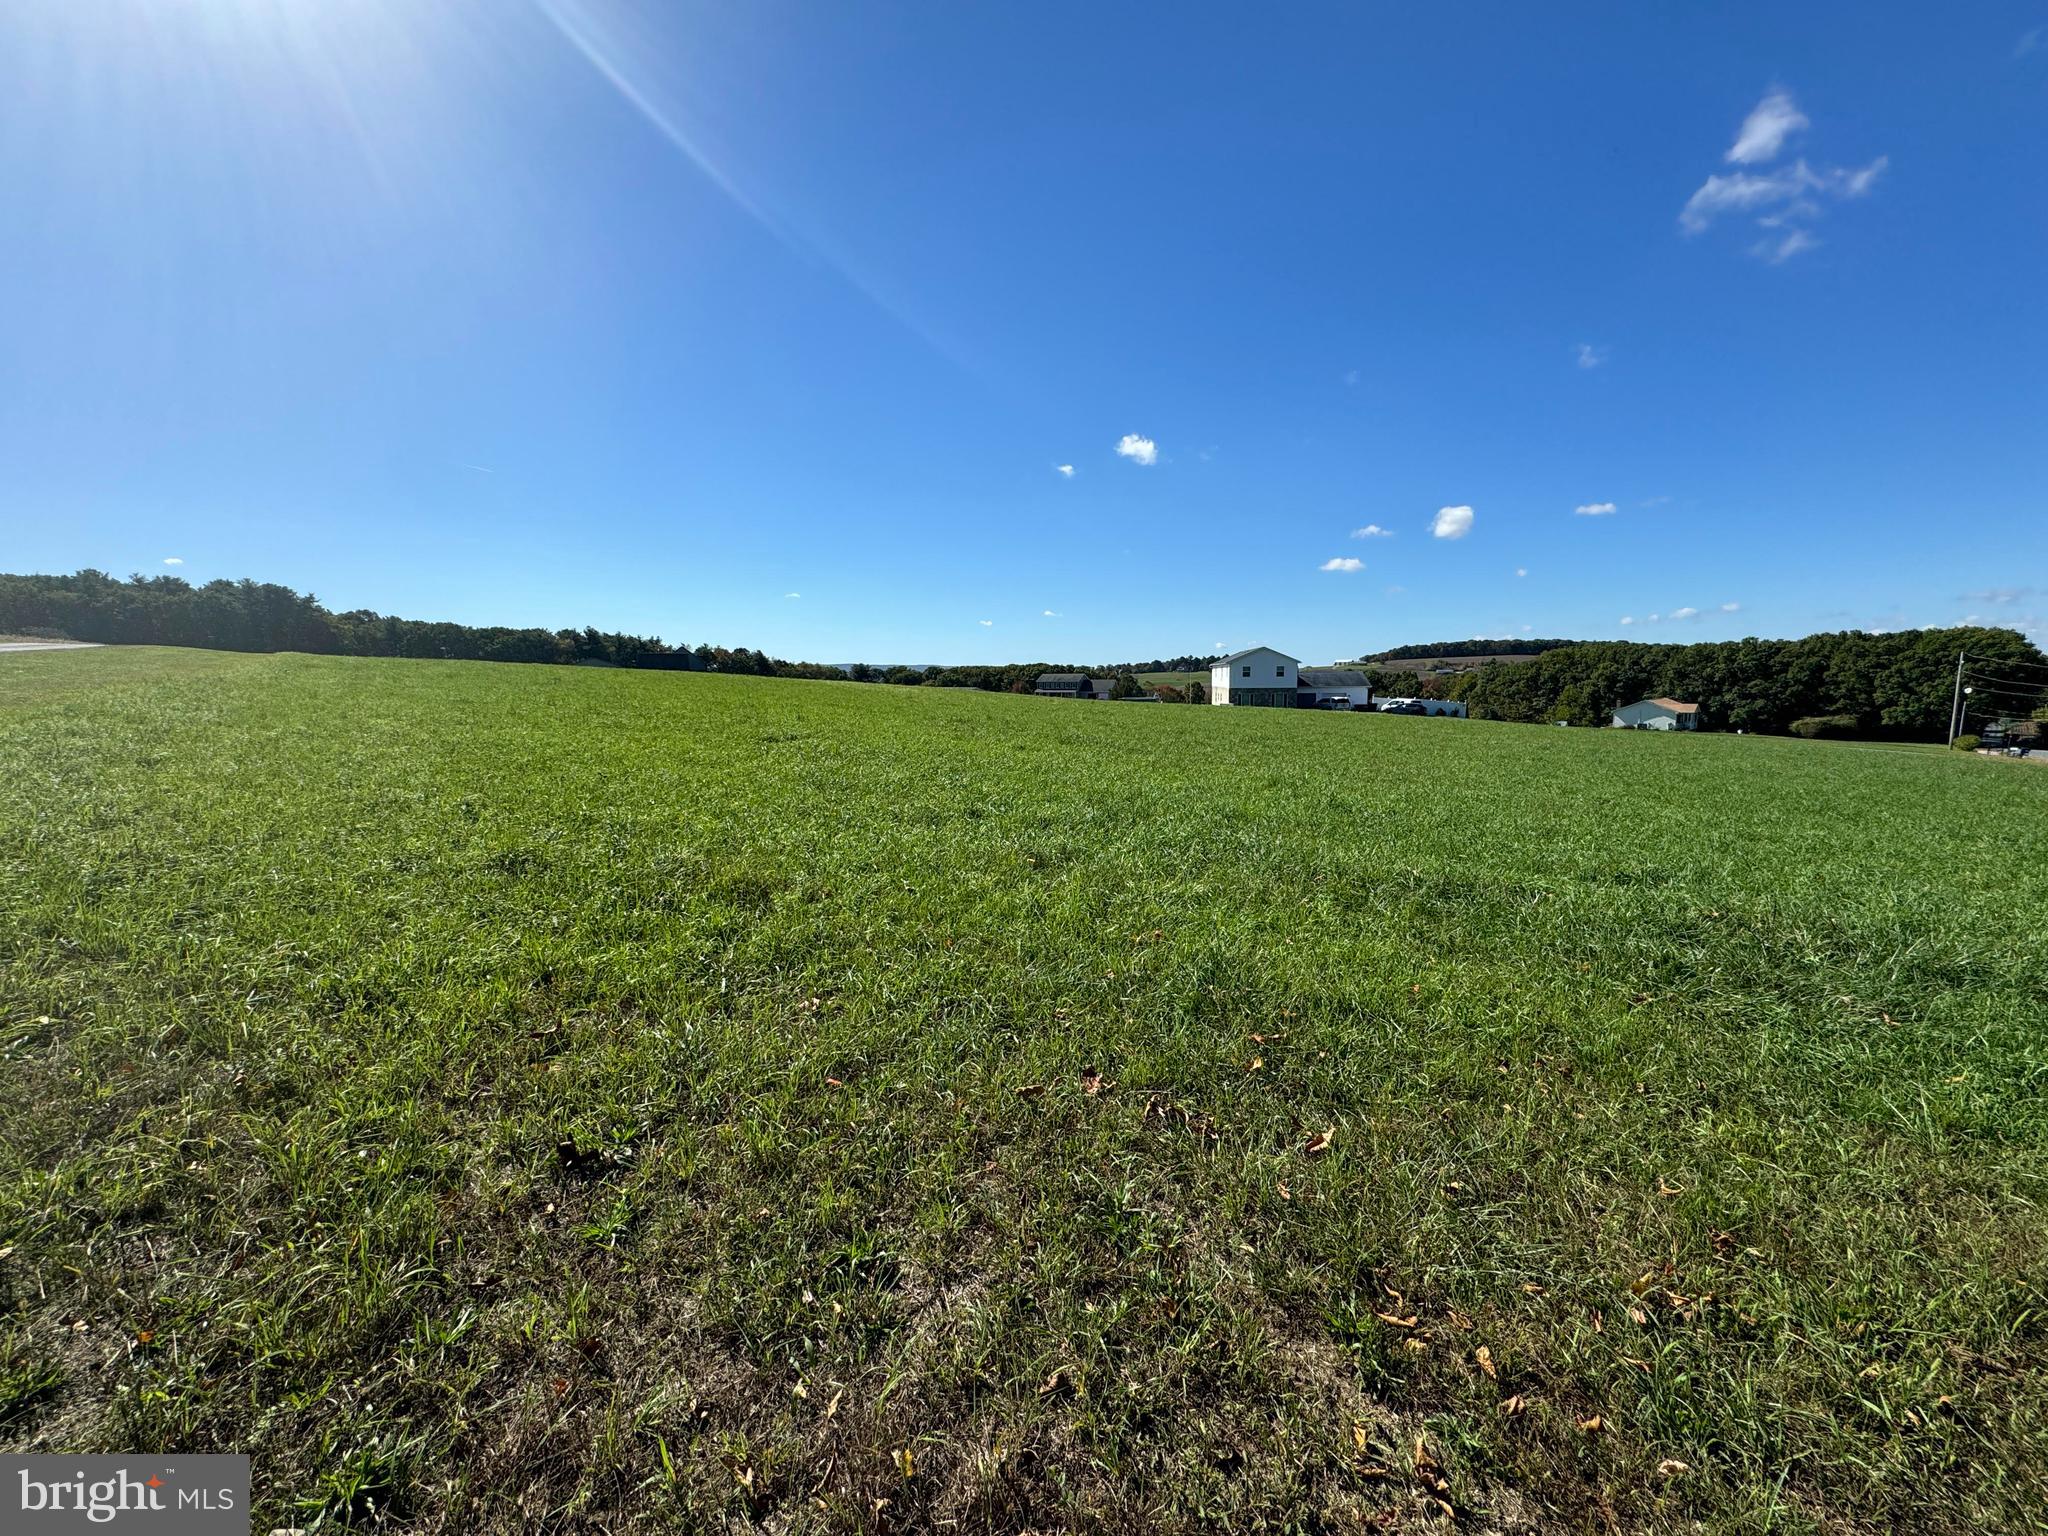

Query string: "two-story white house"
[[1210, 647, 1299, 707]]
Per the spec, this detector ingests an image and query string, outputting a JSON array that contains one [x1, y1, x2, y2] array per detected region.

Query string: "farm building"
[[1297, 667, 1372, 709], [1612, 697, 1699, 730], [1034, 673, 1096, 698], [1209, 647, 1299, 707]]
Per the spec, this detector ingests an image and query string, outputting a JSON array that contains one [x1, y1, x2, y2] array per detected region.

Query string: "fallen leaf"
[[1352, 1424, 1370, 1453], [1578, 1415, 1603, 1434], [1628, 1306, 1648, 1326], [1015, 1083, 1046, 1099], [551, 1377, 569, 1397], [1656, 1458, 1690, 1478], [893, 1448, 914, 1479], [1475, 1345, 1496, 1379], [825, 1389, 843, 1418], [135, 1331, 155, 1345], [1275, 1180, 1291, 1201], [1500, 1394, 1526, 1416], [1303, 1127, 1335, 1157], [1658, 1178, 1684, 1199], [1246, 1056, 1264, 1072], [825, 1077, 844, 1088], [1376, 1312, 1419, 1329], [1081, 1071, 1106, 1096], [1521, 1282, 1546, 1296], [1037, 1368, 1070, 1398]]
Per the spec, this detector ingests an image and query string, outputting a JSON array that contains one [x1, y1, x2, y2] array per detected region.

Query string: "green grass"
[[3, 647, 2046, 1533]]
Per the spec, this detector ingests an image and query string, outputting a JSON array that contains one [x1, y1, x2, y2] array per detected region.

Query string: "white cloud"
[[1753, 228, 1820, 264], [784, 591, 801, 599], [1576, 342, 1607, 370], [1619, 616, 1635, 626], [1574, 502, 1618, 517], [1042, 609, 1060, 617], [1351, 524, 1394, 539], [1639, 495, 1672, 508], [1432, 505, 1474, 540], [1720, 601, 1741, 612], [1679, 91, 1889, 263], [163, 557, 183, 566], [978, 619, 993, 627], [1515, 567, 1528, 578], [1648, 613, 1662, 623], [1671, 606, 1700, 620], [1055, 464, 1075, 478], [1320, 557, 1365, 573], [1727, 89, 1809, 165], [1114, 434, 1158, 466]]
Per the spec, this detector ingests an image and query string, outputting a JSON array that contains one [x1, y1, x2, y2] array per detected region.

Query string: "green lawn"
[[3, 647, 2045, 1533]]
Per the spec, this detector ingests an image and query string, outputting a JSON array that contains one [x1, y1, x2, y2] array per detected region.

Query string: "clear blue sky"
[[4, 2, 2043, 664]]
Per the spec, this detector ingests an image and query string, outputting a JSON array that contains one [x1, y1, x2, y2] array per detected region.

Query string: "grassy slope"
[[2, 648, 2045, 1533]]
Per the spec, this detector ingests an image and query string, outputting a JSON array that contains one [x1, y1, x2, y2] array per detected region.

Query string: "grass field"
[[4, 648, 2046, 1533]]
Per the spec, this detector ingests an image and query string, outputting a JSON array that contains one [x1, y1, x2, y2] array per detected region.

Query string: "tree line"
[[0, 570, 1210, 698], [1369, 627, 2046, 738]]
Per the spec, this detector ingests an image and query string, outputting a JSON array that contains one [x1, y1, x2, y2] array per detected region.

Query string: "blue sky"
[[3, 2, 2043, 664]]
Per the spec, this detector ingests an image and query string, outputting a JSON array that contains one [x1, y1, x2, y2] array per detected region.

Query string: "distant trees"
[[0, 570, 848, 681], [1445, 627, 2045, 739]]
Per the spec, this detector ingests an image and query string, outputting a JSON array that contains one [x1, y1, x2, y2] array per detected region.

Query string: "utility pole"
[[1947, 650, 1965, 746]]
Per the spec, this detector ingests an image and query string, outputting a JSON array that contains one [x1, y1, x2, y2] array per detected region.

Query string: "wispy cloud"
[[1576, 342, 1607, 370], [1727, 89, 1809, 164], [1432, 505, 1474, 540], [1055, 464, 1075, 478], [163, 557, 183, 566], [1671, 606, 1700, 621], [1752, 227, 1821, 264], [1680, 90, 1886, 262], [1639, 495, 1672, 508], [1619, 616, 1635, 626], [1342, 369, 1360, 387], [2018, 25, 2044, 58], [1515, 567, 1528, 578], [1320, 557, 1366, 573], [1115, 434, 1158, 466], [1720, 601, 1741, 612], [1384, 585, 1407, 596], [784, 591, 801, 599], [1574, 502, 1618, 517], [978, 619, 993, 627], [1963, 586, 2033, 605], [1351, 524, 1394, 539], [1042, 609, 1060, 617]]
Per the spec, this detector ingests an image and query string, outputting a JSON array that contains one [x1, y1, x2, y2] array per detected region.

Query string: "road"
[[0, 641, 102, 652]]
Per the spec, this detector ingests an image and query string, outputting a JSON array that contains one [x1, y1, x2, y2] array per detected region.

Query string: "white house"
[[1210, 647, 1298, 707], [1612, 697, 1700, 730], [1296, 667, 1373, 708]]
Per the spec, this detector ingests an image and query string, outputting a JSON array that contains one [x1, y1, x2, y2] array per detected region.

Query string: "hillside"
[[3, 648, 2046, 1532]]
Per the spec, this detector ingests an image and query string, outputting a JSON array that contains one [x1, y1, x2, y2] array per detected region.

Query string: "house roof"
[[1646, 697, 1699, 712], [1217, 646, 1300, 666], [1299, 667, 1367, 687], [1037, 672, 1090, 686]]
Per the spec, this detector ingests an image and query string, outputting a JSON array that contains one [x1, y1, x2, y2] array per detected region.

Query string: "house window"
[[1241, 666, 1251, 677], [1275, 666, 1285, 678]]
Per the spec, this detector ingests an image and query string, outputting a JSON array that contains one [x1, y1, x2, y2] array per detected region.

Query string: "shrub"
[[1790, 715, 1860, 739], [1952, 734, 1980, 752]]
